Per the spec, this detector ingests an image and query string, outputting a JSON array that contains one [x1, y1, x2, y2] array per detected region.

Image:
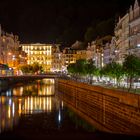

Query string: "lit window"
[[3, 38, 5, 42]]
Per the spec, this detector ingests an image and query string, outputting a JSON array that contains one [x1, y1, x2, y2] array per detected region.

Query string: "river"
[[0, 78, 139, 140]]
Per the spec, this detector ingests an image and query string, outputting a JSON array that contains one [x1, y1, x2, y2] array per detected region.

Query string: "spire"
[[56, 45, 60, 53], [129, 5, 133, 12], [134, 0, 139, 9]]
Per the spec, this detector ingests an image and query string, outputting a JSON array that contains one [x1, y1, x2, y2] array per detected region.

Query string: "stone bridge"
[[0, 74, 58, 92]]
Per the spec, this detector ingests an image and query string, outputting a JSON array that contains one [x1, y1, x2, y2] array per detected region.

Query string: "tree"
[[123, 54, 140, 90], [100, 62, 124, 86], [67, 63, 76, 74], [32, 63, 43, 74], [19, 63, 43, 74], [84, 27, 96, 43], [67, 59, 88, 80], [19, 65, 30, 74], [84, 18, 114, 44], [67, 59, 98, 83], [75, 59, 88, 76], [67, 59, 87, 75], [109, 62, 124, 86], [85, 59, 97, 83]]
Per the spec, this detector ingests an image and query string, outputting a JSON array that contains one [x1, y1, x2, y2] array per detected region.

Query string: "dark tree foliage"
[[84, 18, 114, 43], [123, 54, 140, 89], [19, 63, 43, 74]]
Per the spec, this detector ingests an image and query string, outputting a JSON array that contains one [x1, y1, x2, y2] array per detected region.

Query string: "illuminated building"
[[52, 45, 63, 72], [86, 42, 96, 60], [103, 43, 111, 65], [0, 25, 21, 71], [114, 0, 140, 62], [62, 47, 77, 69], [86, 42, 104, 68], [114, 13, 129, 63], [71, 40, 87, 61], [76, 50, 87, 60], [129, 0, 140, 57], [21, 43, 53, 72]]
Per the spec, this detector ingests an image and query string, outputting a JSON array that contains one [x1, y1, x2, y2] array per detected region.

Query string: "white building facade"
[[114, 13, 129, 63], [129, 0, 140, 57]]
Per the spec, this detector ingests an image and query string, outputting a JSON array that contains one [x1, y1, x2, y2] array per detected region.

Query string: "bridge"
[[0, 74, 59, 92], [0, 74, 59, 80]]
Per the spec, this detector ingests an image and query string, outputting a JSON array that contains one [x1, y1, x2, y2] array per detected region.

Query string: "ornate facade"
[[114, 13, 129, 63], [51, 45, 63, 72], [129, 0, 140, 57], [0, 25, 22, 70], [61, 47, 77, 72], [21, 44, 53, 72], [86, 41, 104, 68]]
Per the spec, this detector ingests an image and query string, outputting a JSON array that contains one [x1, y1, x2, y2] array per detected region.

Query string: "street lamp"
[[8, 52, 12, 55]]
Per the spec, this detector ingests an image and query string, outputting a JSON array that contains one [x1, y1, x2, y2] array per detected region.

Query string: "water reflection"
[[23, 97, 53, 114], [0, 97, 19, 133], [0, 79, 59, 133], [12, 79, 55, 96]]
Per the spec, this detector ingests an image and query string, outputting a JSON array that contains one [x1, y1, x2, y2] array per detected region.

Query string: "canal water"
[[0, 78, 139, 140]]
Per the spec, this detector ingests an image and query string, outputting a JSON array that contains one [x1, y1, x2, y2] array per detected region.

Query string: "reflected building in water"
[[12, 79, 55, 96], [0, 79, 62, 133], [0, 97, 20, 133]]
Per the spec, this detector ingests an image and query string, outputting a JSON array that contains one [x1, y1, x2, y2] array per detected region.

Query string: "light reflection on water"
[[0, 79, 62, 133], [0, 79, 138, 139], [12, 79, 55, 96]]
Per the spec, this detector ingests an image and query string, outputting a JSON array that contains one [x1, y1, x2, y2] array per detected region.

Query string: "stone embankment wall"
[[57, 79, 140, 135]]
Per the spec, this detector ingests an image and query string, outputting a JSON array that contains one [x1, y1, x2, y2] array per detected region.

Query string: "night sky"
[[0, 0, 134, 45]]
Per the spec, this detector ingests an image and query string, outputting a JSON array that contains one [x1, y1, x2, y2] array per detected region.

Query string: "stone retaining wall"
[[57, 79, 140, 135]]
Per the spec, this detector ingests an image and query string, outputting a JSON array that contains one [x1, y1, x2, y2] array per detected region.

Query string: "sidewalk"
[[60, 75, 140, 94]]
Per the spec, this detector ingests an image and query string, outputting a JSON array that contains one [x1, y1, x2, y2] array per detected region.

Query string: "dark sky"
[[0, 0, 134, 45]]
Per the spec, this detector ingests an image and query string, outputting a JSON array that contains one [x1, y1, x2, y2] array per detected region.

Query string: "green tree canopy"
[[123, 54, 140, 89], [100, 62, 124, 86], [67, 63, 76, 74], [19, 63, 43, 74], [67, 59, 98, 77]]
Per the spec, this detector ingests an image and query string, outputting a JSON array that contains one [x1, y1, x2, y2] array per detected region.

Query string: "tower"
[[134, 0, 139, 9]]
